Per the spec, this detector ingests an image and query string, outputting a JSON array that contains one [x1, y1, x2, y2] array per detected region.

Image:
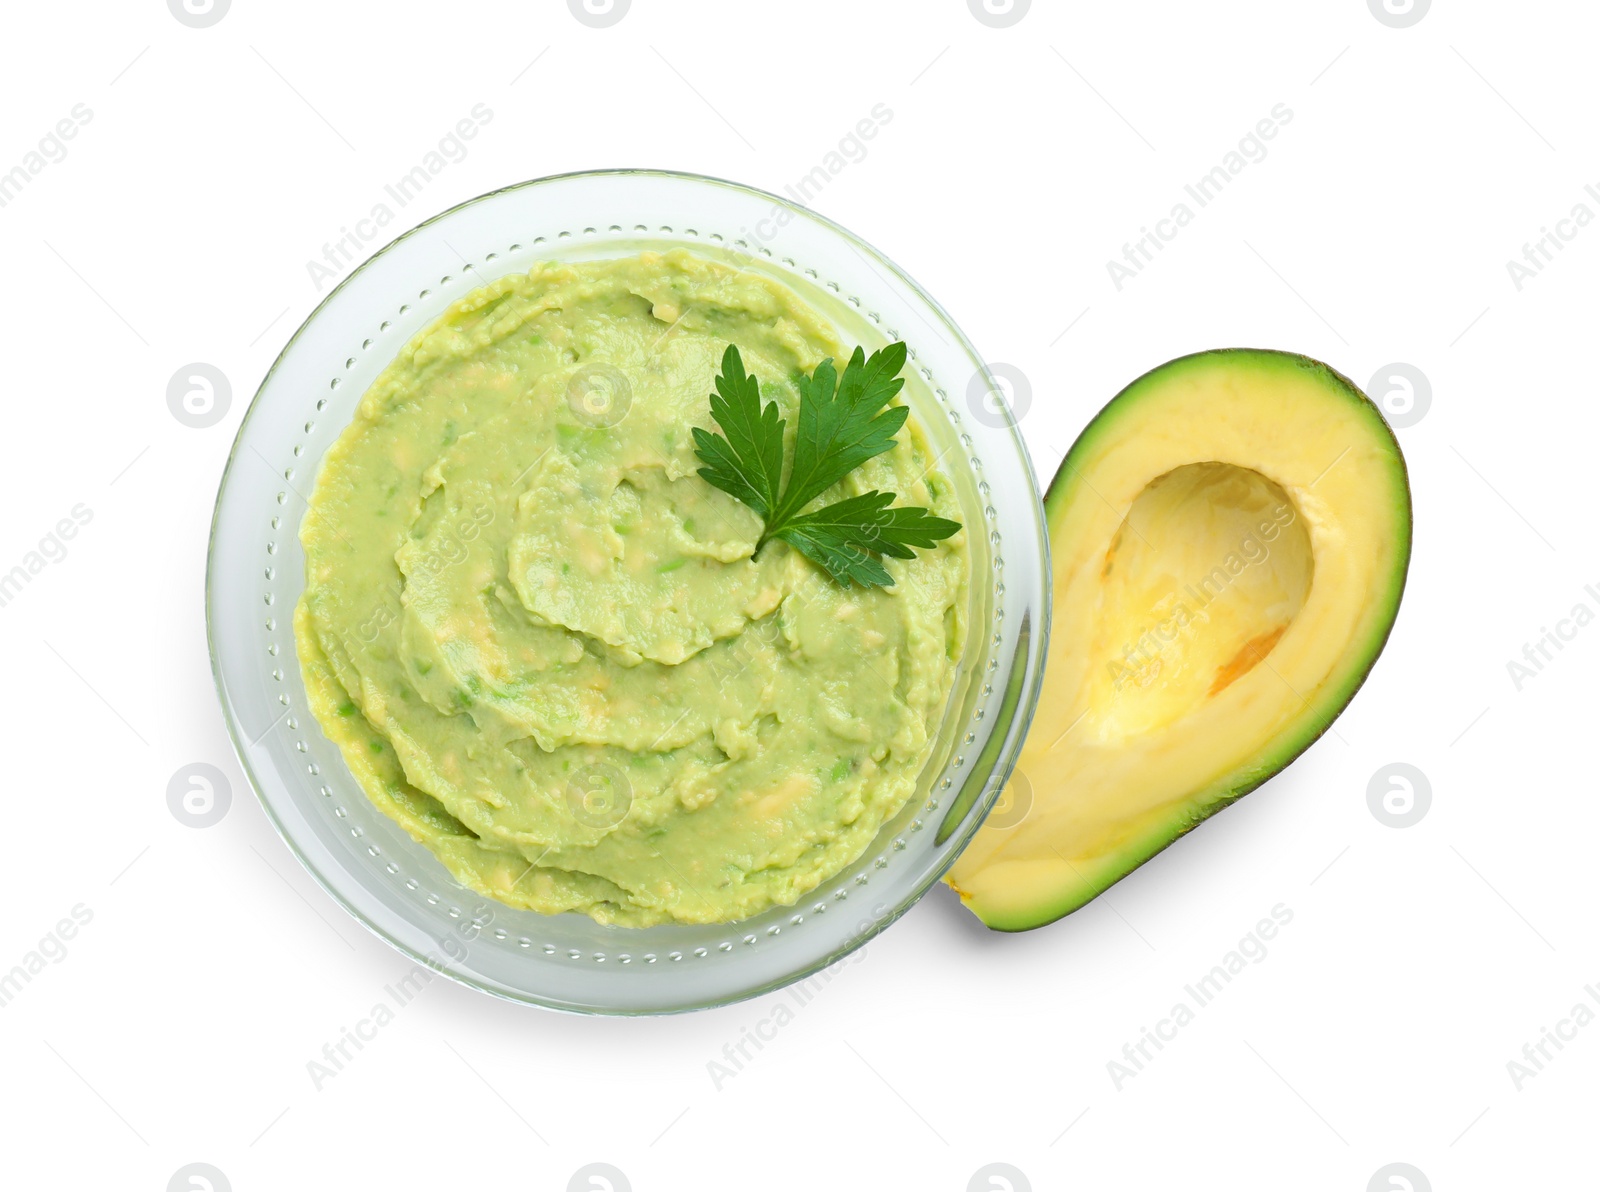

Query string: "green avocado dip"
[[295, 250, 970, 927]]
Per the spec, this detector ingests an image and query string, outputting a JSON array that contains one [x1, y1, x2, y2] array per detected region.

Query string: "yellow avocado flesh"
[[947, 350, 1411, 930]]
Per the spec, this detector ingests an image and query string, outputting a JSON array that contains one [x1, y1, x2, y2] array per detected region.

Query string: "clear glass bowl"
[[207, 170, 1050, 1014]]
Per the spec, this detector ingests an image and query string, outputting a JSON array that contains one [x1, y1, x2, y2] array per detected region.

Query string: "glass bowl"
[[207, 169, 1050, 1014]]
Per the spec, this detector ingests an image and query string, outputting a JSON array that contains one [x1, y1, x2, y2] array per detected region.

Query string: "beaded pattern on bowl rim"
[[261, 224, 1007, 965]]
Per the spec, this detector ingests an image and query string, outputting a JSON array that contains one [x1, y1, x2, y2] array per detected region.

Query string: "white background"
[[1, 1, 1594, 1189]]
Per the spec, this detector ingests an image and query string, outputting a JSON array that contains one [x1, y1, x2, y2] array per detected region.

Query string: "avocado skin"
[[982, 348, 1412, 933]]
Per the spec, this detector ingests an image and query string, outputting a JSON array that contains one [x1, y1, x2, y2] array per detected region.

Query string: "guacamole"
[[296, 251, 969, 927]]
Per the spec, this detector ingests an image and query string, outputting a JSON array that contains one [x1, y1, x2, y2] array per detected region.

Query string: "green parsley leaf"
[[693, 343, 962, 587], [689, 344, 785, 519], [778, 491, 963, 587], [772, 343, 909, 526]]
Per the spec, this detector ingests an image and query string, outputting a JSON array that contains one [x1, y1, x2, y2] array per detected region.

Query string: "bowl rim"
[[206, 167, 1052, 1013]]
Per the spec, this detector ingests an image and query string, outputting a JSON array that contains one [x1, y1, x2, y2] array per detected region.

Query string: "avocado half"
[[946, 349, 1412, 931]]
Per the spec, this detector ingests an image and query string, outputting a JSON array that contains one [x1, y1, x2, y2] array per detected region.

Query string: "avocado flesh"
[[946, 349, 1411, 931]]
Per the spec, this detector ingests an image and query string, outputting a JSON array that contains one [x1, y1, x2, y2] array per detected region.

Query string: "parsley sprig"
[[692, 342, 961, 587]]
